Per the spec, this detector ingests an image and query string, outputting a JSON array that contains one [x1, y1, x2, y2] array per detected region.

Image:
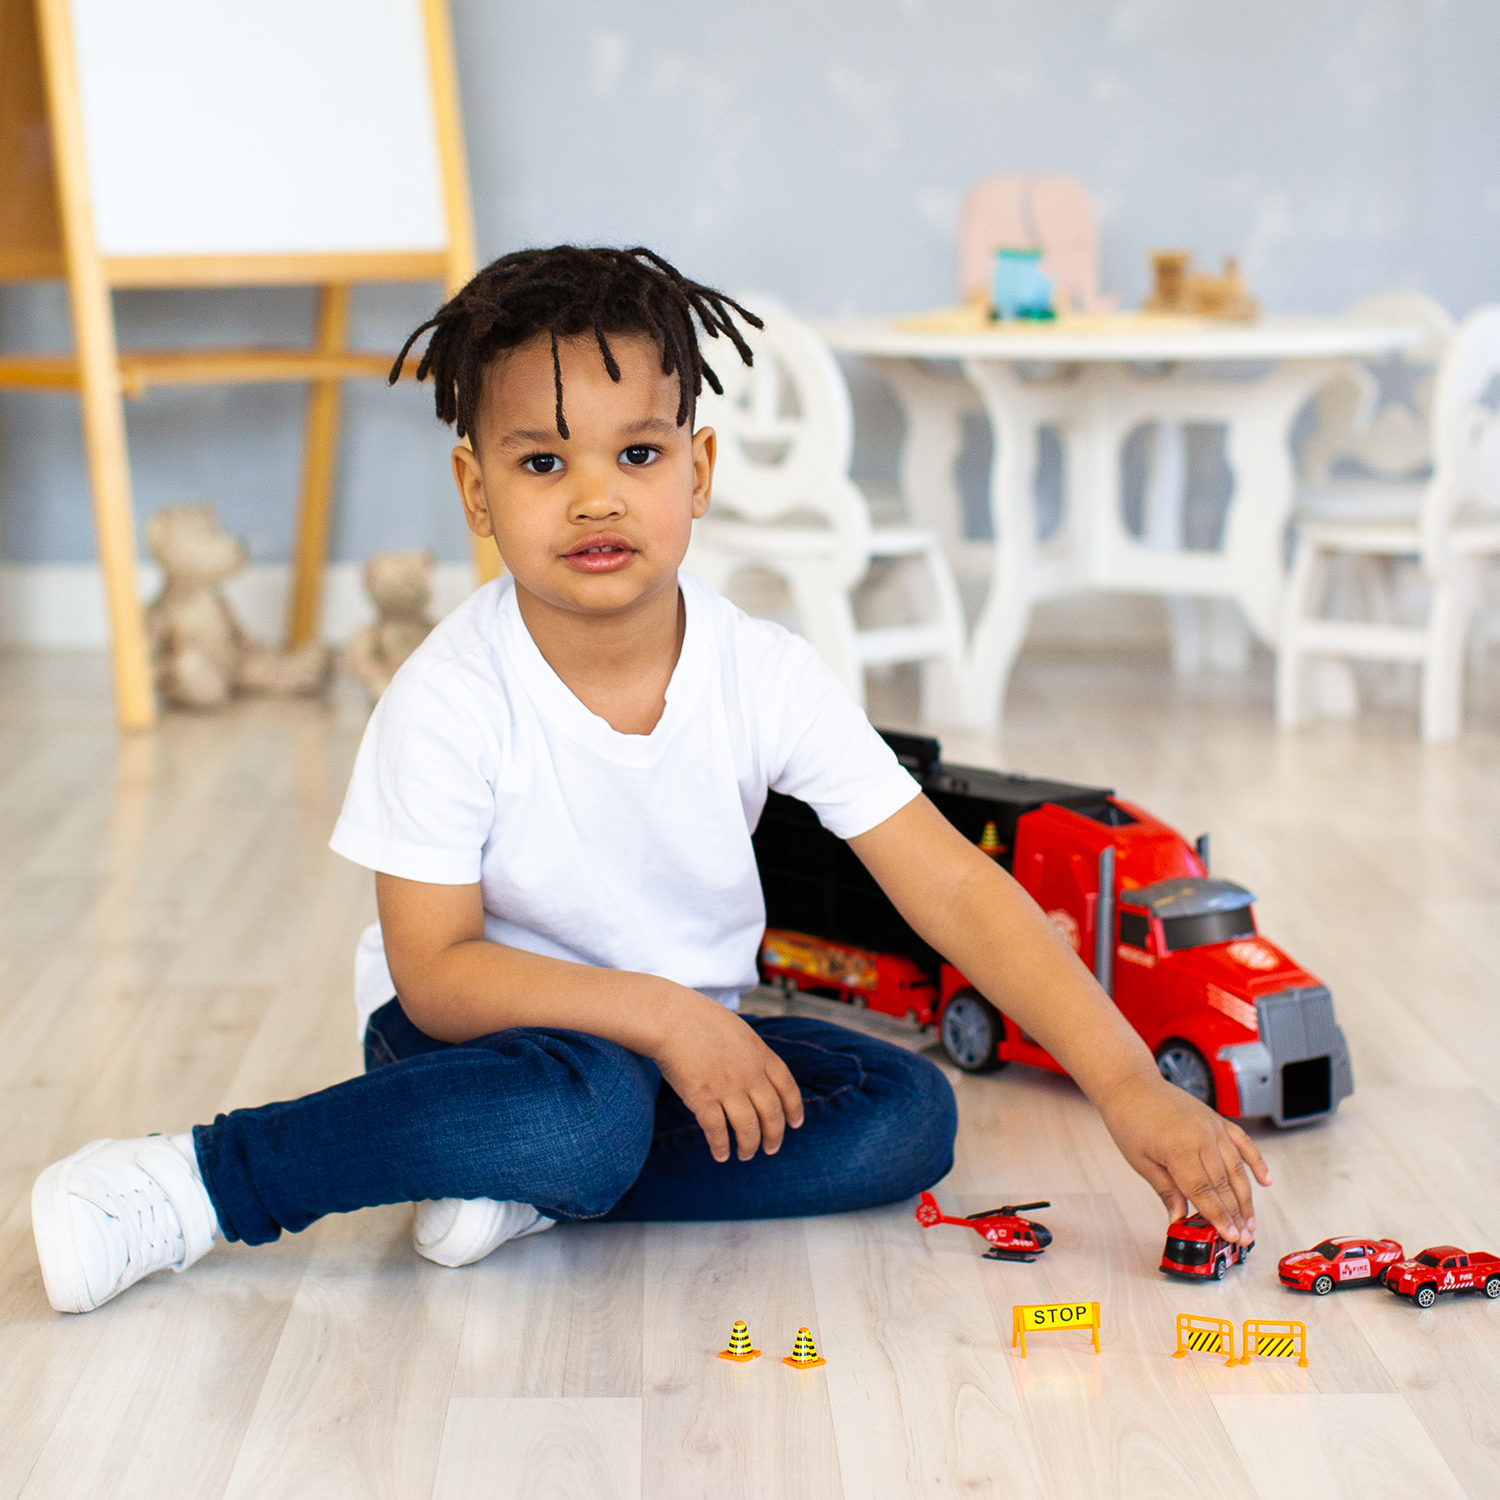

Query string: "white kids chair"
[[1277, 303, 1500, 741], [686, 300, 966, 720]]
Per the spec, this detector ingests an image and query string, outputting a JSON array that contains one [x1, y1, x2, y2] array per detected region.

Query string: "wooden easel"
[[0, 0, 498, 730]]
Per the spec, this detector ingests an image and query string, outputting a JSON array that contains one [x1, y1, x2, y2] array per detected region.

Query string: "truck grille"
[[1255, 986, 1351, 1124]]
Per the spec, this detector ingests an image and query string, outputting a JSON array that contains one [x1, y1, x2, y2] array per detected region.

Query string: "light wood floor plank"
[[218, 1206, 468, 1500], [806, 1200, 1048, 1500], [640, 1218, 844, 1500], [432, 1396, 642, 1500], [1212, 1394, 1469, 1500], [452, 1221, 644, 1399]]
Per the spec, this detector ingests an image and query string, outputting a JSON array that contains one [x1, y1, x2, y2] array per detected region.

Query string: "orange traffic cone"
[[783, 1327, 826, 1368], [978, 821, 1003, 856], [718, 1320, 761, 1361]]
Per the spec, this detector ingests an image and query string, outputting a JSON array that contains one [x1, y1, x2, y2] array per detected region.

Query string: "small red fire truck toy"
[[1383, 1246, 1500, 1307], [1159, 1213, 1253, 1279], [1277, 1237, 1404, 1295], [914, 1191, 1053, 1261], [754, 731, 1353, 1127]]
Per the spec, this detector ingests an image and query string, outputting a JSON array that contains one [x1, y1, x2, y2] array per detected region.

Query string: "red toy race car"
[[1160, 1213, 1252, 1279], [1384, 1246, 1500, 1307], [914, 1191, 1053, 1261], [754, 731, 1354, 1128], [1277, 1236, 1404, 1294]]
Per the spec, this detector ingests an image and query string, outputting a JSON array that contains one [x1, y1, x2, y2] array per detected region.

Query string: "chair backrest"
[[1299, 291, 1456, 485], [1422, 304, 1500, 562], [957, 175, 1106, 313], [693, 297, 871, 577]]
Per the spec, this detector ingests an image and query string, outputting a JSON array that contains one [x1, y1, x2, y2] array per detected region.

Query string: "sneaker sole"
[[31, 1138, 115, 1314]]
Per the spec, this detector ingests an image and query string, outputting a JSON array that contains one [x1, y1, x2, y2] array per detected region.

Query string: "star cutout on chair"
[[1360, 351, 1429, 417]]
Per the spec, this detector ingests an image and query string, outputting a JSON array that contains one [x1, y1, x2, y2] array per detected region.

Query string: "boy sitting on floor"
[[32, 246, 1269, 1313]]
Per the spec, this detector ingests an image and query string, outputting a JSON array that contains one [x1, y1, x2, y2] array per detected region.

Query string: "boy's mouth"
[[562, 533, 637, 573]]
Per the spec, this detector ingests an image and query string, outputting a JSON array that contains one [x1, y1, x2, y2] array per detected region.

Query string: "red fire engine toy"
[[753, 731, 1354, 1127], [915, 1191, 1053, 1261], [1277, 1236, 1404, 1294], [1159, 1213, 1252, 1279], [1383, 1246, 1500, 1307]]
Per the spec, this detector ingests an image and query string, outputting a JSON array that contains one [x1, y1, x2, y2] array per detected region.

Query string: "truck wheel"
[[940, 991, 1006, 1074], [1212, 1255, 1227, 1280], [1485, 1276, 1500, 1299], [1414, 1283, 1437, 1309], [1154, 1040, 1216, 1109], [1312, 1274, 1334, 1295]]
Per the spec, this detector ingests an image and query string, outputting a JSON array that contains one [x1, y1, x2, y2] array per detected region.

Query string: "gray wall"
[[3, 0, 1498, 565]]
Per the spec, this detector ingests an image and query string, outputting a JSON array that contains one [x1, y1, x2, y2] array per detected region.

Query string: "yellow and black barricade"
[[1171, 1313, 1236, 1366], [1239, 1318, 1308, 1367]]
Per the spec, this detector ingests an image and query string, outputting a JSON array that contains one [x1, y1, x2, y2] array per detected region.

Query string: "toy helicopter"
[[915, 1192, 1054, 1262]]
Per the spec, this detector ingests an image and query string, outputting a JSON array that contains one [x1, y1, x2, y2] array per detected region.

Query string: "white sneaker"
[[413, 1197, 556, 1267], [31, 1137, 220, 1314]]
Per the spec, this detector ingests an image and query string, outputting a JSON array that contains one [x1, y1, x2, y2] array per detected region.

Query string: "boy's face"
[[453, 331, 714, 625]]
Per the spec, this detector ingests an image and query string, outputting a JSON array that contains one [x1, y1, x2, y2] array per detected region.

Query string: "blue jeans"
[[194, 999, 957, 1245]]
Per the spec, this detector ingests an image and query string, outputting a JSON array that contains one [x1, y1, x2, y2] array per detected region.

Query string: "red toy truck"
[[753, 732, 1353, 1127], [1160, 1213, 1253, 1279], [1384, 1247, 1500, 1307]]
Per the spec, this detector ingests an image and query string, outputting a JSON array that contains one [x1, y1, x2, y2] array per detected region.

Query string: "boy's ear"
[[452, 443, 495, 539], [691, 425, 716, 520]]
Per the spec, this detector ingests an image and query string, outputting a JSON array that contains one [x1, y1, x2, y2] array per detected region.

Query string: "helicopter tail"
[[915, 1192, 943, 1228]]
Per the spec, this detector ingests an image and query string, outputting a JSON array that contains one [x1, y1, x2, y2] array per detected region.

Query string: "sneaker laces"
[[86, 1168, 188, 1278]]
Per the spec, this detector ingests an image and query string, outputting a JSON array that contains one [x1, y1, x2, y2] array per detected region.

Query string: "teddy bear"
[[144, 502, 332, 710], [344, 549, 436, 701]]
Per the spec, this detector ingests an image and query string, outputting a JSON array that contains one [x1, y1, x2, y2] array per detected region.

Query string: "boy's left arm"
[[849, 795, 1272, 1245]]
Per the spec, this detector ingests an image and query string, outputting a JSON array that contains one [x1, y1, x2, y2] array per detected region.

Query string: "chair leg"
[[1275, 536, 1328, 729], [1420, 559, 1481, 742], [914, 537, 966, 723], [786, 565, 866, 705]]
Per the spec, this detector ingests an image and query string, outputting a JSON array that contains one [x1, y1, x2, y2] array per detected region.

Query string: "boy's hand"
[[651, 992, 805, 1163], [1094, 1069, 1272, 1245]]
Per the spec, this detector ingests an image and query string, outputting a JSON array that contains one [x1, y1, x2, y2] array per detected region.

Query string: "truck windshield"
[[1161, 908, 1256, 952], [1415, 1252, 1442, 1268], [1165, 1237, 1213, 1266]]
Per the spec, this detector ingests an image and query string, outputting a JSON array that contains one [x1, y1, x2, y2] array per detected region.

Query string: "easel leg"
[[77, 342, 154, 730], [286, 284, 351, 648]]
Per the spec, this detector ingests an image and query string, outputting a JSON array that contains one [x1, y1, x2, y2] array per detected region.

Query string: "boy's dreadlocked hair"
[[389, 245, 763, 442]]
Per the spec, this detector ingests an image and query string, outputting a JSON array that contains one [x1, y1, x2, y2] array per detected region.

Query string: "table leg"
[[959, 360, 1050, 730]]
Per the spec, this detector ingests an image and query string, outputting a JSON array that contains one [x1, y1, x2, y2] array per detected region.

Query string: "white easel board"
[[69, 0, 448, 257]]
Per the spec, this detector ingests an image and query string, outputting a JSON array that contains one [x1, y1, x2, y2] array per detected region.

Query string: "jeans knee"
[[860, 1048, 957, 1202]]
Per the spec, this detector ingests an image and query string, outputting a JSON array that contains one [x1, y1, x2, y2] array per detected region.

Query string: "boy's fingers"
[[1227, 1119, 1273, 1186], [1185, 1145, 1246, 1242], [1135, 1154, 1187, 1222], [751, 1085, 787, 1155], [1216, 1135, 1258, 1233], [694, 1102, 732, 1163], [722, 1095, 763, 1162], [768, 1060, 804, 1129]]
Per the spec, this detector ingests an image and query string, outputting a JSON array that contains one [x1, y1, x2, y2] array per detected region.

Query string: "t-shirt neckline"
[[496, 572, 707, 763]]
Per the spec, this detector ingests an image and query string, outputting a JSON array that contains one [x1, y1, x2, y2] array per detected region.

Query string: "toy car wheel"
[[1485, 1276, 1500, 1299], [939, 991, 1006, 1073], [1312, 1274, 1334, 1296], [1414, 1283, 1437, 1309], [1153, 1040, 1216, 1108], [1212, 1254, 1227, 1280]]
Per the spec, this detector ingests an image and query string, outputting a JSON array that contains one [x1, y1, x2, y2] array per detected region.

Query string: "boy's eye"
[[620, 445, 657, 467], [523, 454, 561, 475]]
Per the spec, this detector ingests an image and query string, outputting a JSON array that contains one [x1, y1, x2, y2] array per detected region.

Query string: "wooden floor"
[[2, 643, 1499, 1500]]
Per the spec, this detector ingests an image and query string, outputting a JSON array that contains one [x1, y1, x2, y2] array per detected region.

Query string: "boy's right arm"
[[376, 872, 804, 1162]]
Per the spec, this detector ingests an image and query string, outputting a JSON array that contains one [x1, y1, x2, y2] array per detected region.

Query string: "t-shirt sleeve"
[[328, 667, 496, 884], [765, 637, 921, 839]]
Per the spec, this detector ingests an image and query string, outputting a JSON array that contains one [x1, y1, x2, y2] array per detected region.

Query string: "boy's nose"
[[571, 482, 625, 521]]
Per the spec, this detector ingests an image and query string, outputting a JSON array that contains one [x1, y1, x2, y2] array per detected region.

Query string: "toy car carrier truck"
[[753, 731, 1353, 1128]]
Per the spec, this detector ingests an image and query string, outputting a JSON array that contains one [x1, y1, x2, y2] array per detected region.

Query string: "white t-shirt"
[[330, 571, 920, 1038]]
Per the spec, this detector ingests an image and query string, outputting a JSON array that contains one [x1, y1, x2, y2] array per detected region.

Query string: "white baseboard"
[[0, 561, 479, 647]]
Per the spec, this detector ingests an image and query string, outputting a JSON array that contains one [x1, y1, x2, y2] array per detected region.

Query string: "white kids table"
[[815, 311, 1422, 729]]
